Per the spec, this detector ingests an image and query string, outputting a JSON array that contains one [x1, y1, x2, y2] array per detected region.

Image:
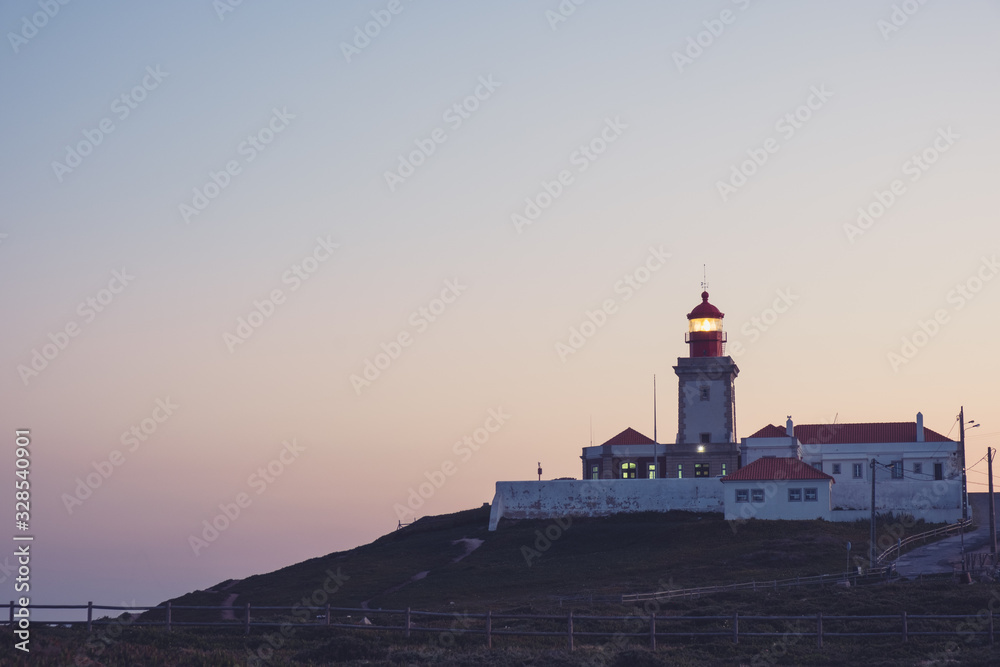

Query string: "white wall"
[[742, 437, 800, 465], [488, 477, 964, 530], [831, 479, 961, 513], [488, 479, 723, 530]]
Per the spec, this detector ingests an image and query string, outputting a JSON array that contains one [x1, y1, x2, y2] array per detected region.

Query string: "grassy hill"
[[162, 505, 936, 614], [13, 506, 1000, 666]]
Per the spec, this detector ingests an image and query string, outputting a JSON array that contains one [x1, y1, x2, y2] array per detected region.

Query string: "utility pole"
[[870, 458, 878, 569], [960, 407, 968, 521], [989, 447, 996, 555]]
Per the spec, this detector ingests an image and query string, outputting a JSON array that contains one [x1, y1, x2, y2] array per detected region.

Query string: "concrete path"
[[895, 493, 997, 576]]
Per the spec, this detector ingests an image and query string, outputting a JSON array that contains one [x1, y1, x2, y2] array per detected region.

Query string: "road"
[[894, 493, 997, 577]]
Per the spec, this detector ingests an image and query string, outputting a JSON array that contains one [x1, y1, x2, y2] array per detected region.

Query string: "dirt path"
[[360, 536, 484, 608], [220, 593, 239, 620], [451, 537, 484, 563]]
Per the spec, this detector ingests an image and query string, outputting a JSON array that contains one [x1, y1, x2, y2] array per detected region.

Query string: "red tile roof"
[[746, 422, 953, 444], [598, 427, 654, 447], [722, 457, 835, 483]]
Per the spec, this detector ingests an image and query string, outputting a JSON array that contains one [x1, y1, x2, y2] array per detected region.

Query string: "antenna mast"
[[702, 264, 709, 291], [653, 374, 657, 443]]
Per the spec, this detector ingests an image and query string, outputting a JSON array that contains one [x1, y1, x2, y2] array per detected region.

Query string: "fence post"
[[166, 601, 172, 633], [816, 612, 823, 648], [244, 602, 251, 636], [405, 607, 411, 638], [649, 613, 656, 650], [325, 603, 330, 626], [568, 611, 574, 651], [8, 601, 13, 629], [87, 601, 93, 634], [486, 610, 492, 649], [733, 612, 739, 644], [902, 611, 908, 643]]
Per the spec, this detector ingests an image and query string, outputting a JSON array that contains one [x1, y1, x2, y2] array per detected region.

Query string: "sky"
[[2, 0, 999, 612]]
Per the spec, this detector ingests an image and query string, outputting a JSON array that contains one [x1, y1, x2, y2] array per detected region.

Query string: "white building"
[[721, 457, 835, 522], [741, 415, 963, 523]]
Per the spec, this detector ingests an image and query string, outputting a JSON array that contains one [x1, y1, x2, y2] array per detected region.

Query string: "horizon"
[[2, 0, 999, 614]]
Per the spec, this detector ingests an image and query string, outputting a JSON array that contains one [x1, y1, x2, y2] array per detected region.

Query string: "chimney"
[[916, 412, 924, 442], [786, 416, 794, 437]]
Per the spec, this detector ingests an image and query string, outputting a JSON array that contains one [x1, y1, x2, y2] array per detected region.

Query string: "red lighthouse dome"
[[686, 291, 726, 357]]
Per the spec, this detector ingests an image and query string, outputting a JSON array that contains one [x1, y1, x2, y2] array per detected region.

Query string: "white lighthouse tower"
[[672, 291, 740, 473]]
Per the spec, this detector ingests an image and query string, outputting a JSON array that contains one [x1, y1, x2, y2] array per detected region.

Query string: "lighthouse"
[[672, 291, 740, 476]]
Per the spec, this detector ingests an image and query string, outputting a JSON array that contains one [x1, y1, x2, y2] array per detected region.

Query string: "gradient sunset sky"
[[3, 1, 999, 610]]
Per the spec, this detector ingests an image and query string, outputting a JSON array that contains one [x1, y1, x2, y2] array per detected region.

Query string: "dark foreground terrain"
[[6, 507, 997, 666]]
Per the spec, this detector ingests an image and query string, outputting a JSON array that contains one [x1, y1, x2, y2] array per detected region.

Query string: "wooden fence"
[[621, 570, 895, 602], [8, 602, 1000, 649]]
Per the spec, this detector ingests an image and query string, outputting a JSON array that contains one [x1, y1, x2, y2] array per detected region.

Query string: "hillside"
[[161, 505, 935, 614]]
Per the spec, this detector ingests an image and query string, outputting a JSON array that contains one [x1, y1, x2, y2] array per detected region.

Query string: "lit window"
[[804, 488, 818, 502], [788, 488, 802, 502], [832, 464, 841, 475], [648, 463, 657, 479], [852, 463, 863, 479], [621, 462, 637, 479], [591, 465, 599, 480], [677, 464, 683, 479], [736, 489, 749, 503], [913, 463, 922, 475], [695, 463, 710, 477], [751, 489, 764, 503], [721, 463, 727, 477], [700, 386, 710, 401]]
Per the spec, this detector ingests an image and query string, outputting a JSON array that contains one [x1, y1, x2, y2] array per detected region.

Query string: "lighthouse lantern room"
[[686, 291, 726, 357]]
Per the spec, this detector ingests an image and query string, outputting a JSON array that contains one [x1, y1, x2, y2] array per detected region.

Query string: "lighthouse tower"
[[672, 291, 740, 474]]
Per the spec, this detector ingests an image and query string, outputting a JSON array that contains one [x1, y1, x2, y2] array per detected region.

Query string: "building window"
[[677, 464, 683, 479], [891, 461, 903, 479], [700, 386, 710, 401], [913, 463, 923, 475], [788, 488, 802, 502], [721, 463, 727, 477], [934, 462, 943, 480], [700, 433, 711, 444], [648, 463, 657, 479], [832, 464, 841, 475], [695, 463, 710, 477], [751, 489, 764, 503], [621, 462, 637, 479], [591, 465, 599, 480], [736, 489, 749, 503], [852, 463, 863, 479], [813, 462, 822, 472], [804, 488, 818, 502]]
